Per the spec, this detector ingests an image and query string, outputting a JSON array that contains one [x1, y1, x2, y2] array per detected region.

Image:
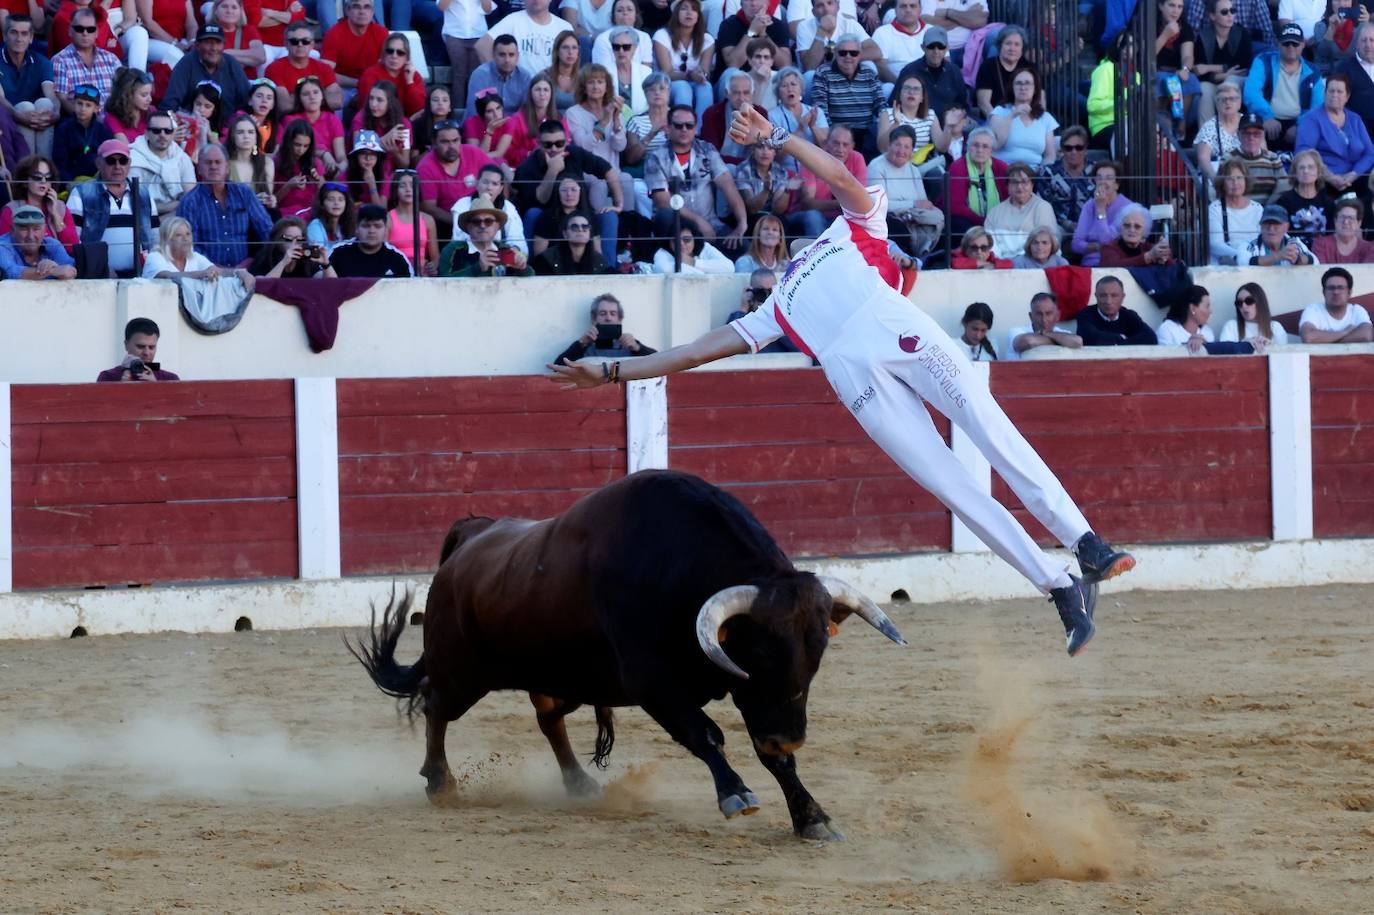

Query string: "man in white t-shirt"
[[552, 103, 1138, 659], [1299, 266, 1374, 342], [796, 0, 875, 71], [919, 0, 987, 59], [476, 0, 565, 73], [871, 0, 926, 83], [1004, 292, 1083, 361], [786, 0, 855, 33]]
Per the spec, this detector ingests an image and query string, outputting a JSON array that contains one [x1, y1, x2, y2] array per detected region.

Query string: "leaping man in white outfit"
[[549, 103, 1136, 657]]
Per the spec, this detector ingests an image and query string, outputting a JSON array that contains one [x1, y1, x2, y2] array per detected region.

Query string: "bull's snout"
[[754, 735, 806, 757]]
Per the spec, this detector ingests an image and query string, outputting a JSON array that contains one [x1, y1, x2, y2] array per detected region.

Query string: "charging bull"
[[350, 469, 904, 840]]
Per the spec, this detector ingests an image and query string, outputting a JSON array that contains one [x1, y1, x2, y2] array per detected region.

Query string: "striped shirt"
[[810, 62, 884, 132]]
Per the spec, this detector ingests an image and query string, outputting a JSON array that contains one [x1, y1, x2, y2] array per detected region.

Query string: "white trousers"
[[817, 292, 1091, 593]]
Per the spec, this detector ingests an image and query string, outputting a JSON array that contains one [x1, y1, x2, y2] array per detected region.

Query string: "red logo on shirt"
[[899, 332, 925, 353]]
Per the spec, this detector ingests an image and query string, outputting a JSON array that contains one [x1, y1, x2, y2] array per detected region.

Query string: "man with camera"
[[96, 317, 181, 382], [438, 194, 534, 276], [329, 204, 415, 277], [0, 204, 77, 279], [553, 293, 657, 364]]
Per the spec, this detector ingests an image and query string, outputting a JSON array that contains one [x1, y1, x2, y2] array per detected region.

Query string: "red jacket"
[[946, 156, 1008, 227], [356, 63, 427, 118]]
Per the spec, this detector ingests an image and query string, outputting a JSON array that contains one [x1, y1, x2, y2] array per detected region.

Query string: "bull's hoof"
[[719, 791, 761, 819], [563, 769, 601, 798], [799, 819, 845, 842], [423, 772, 459, 807]]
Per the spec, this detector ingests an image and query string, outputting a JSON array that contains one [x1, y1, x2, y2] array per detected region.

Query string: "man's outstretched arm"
[[729, 103, 874, 217], [548, 326, 750, 388]]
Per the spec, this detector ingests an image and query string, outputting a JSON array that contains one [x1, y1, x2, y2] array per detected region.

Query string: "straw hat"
[[458, 194, 508, 231]]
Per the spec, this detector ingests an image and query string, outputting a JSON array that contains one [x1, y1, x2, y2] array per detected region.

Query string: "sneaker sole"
[[1068, 625, 1096, 657], [1083, 554, 1136, 585]]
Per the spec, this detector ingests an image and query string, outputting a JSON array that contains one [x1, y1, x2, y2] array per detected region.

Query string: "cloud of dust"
[[598, 761, 662, 813], [957, 657, 1137, 883], [0, 712, 419, 805]]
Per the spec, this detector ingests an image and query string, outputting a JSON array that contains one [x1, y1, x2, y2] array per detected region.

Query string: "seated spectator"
[[1192, 0, 1252, 124], [1221, 281, 1288, 349], [1099, 203, 1177, 267], [242, 76, 285, 155], [794, 0, 874, 74], [733, 211, 788, 275], [353, 82, 413, 171], [53, 82, 112, 180], [905, 0, 981, 66], [974, 25, 1036, 120], [438, 193, 533, 276], [144, 215, 256, 291], [103, 66, 153, 143], [1077, 275, 1160, 346], [307, 181, 356, 252], [565, 66, 636, 260], [893, 26, 966, 121], [387, 168, 438, 274], [987, 68, 1056, 169], [546, 29, 583, 113], [266, 23, 343, 113], [713, 0, 791, 86], [1295, 74, 1374, 195], [875, 74, 946, 172], [553, 292, 656, 364], [1208, 157, 1264, 265], [983, 162, 1055, 260], [1011, 226, 1069, 268], [1, 15, 60, 157], [768, 66, 828, 173], [956, 302, 998, 361], [357, 32, 426, 118], [790, 124, 866, 239], [52, 7, 120, 114], [946, 127, 1007, 235], [1314, 0, 1361, 71], [345, 130, 390, 207], [417, 118, 496, 236], [165, 25, 252, 118], [726, 267, 798, 353], [1312, 198, 1374, 263], [592, 0, 653, 72], [1245, 203, 1318, 265], [411, 84, 455, 152], [49, 0, 123, 64], [95, 317, 180, 381], [451, 163, 527, 252], [1003, 291, 1082, 360], [528, 175, 598, 254], [68, 138, 158, 276], [652, 224, 733, 273], [1233, 112, 1289, 202], [0, 155, 79, 250], [700, 70, 753, 162], [1299, 265, 1374, 342], [1071, 158, 1132, 267], [1038, 125, 1093, 241], [227, 112, 278, 208], [870, 0, 926, 86], [0, 204, 78, 279], [1192, 81, 1242, 178], [733, 140, 796, 223], [249, 215, 338, 276], [532, 211, 611, 274], [740, 37, 780, 110], [951, 227, 1011, 269], [274, 119, 324, 217], [464, 89, 519, 166], [606, 27, 653, 115], [329, 203, 414, 276], [506, 74, 567, 166], [867, 124, 943, 257], [130, 109, 197, 216], [624, 71, 671, 176], [177, 81, 226, 164], [644, 105, 746, 245], [1243, 24, 1322, 151], [209, 0, 266, 74], [810, 34, 882, 151], [1156, 283, 1216, 353], [464, 33, 531, 122], [1155, 0, 1202, 127], [1184, 0, 1274, 56], [284, 76, 346, 175], [321, 0, 390, 92], [176, 143, 276, 266], [652, 0, 715, 119]]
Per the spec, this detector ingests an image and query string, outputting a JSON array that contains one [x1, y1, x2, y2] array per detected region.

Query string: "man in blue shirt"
[[175, 143, 274, 266], [0, 204, 77, 279], [0, 15, 58, 157]]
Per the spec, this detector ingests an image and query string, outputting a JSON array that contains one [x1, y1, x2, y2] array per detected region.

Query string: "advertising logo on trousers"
[[898, 331, 926, 353]]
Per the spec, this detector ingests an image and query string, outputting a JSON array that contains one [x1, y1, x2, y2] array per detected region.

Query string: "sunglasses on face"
[[104, 155, 129, 164], [566, 222, 591, 230], [835, 48, 860, 57], [30, 171, 53, 181], [281, 234, 305, 242], [968, 242, 991, 251], [385, 47, 408, 56], [670, 121, 695, 129], [71, 24, 98, 34], [469, 217, 499, 226], [146, 126, 175, 135], [541, 138, 567, 149], [1216, 7, 1233, 13], [1236, 295, 1255, 305], [749, 286, 772, 299], [925, 42, 946, 50], [612, 42, 633, 50], [287, 37, 313, 45], [1062, 144, 1086, 151]]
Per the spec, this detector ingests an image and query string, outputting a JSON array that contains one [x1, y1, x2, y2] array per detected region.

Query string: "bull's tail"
[[591, 706, 616, 770], [345, 586, 426, 720]]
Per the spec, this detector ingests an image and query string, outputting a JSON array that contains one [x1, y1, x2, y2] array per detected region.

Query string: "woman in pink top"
[[104, 68, 153, 142], [284, 75, 346, 176], [274, 120, 324, 217], [387, 169, 438, 275], [462, 90, 519, 167]]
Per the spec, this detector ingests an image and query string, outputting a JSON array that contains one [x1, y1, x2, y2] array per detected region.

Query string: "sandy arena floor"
[[1, 584, 1371, 914]]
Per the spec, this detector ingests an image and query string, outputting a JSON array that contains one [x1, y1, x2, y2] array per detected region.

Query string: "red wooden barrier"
[[336, 376, 627, 575], [990, 360, 1272, 544], [667, 370, 953, 557], [10, 382, 298, 589], [1311, 355, 1374, 538]]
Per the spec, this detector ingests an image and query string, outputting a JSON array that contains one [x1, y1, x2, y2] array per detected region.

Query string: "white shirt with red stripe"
[[731, 185, 899, 358]]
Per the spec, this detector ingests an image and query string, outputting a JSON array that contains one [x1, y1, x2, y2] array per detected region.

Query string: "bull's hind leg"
[[753, 749, 842, 841], [641, 703, 760, 820], [529, 693, 601, 798], [421, 683, 486, 805]]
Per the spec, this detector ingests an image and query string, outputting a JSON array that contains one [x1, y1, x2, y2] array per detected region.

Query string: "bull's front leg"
[[641, 703, 760, 819], [753, 750, 843, 841]]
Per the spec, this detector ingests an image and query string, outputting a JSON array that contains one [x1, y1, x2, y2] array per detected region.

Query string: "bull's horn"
[[817, 576, 906, 645], [695, 586, 758, 680]]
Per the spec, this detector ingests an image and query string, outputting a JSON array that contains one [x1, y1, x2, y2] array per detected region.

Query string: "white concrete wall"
[[6, 264, 1368, 385]]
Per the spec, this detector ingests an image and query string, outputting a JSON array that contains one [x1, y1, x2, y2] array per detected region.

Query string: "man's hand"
[[579, 325, 598, 345], [547, 357, 608, 389], [1186, 332, 1206, 354], [619, 332, 639, 352], [1282, 241, 1302, 264], [34, 258, 56, 278], [545, 149, 566, 177], [478, 246, 501, 269], [1264, 117, 1282, 142]]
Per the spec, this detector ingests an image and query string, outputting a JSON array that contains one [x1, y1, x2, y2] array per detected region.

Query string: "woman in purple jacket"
[[1071, 158, 1133, 266]]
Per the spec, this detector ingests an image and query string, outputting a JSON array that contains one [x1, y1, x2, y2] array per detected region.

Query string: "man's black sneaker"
[[1050, 576, 1097, 657], [1075, 532, 1136, 585]]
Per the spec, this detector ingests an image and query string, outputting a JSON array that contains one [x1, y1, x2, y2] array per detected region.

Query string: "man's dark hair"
[[71, 7, 98, 26], [888, 125, 918, 145], [357, 203, 387, 223], [590, 293, 623, 319], [493, 33, 518, 49], [285, 20, 314, 38], [147, 109, 175, 129], [668, 103, 696, 122], [538, 118, 566, 135], [125, 317, 160, 340], [6, 14, 33, 32], [1095, 275, 1125, 292], [1322, 266, 1354, 290], [1030, 291, 1058, 307]]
